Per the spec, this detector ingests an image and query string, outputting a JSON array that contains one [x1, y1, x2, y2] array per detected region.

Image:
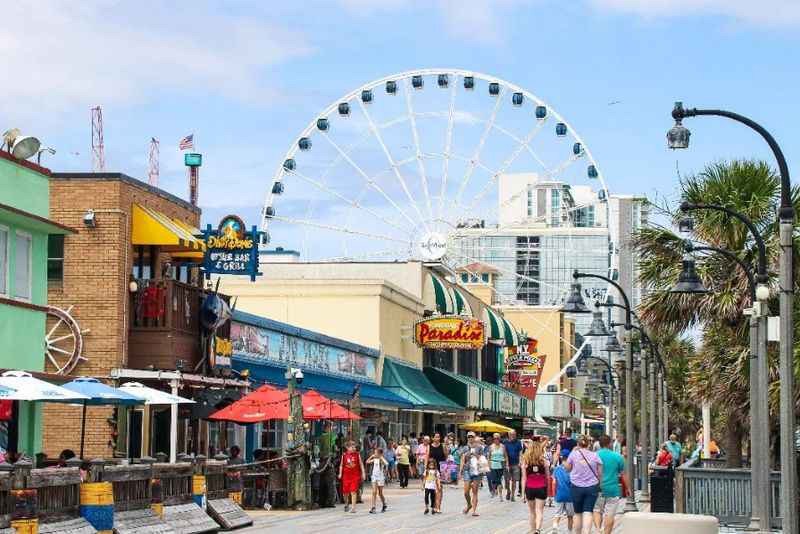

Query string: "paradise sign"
[[414, 316, 485, 350]]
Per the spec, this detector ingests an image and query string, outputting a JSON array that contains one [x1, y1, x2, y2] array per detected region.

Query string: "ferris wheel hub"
[[417, 231, 448, 261]]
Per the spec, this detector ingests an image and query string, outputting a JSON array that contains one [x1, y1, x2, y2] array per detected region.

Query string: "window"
[[260, 420, 285, 449], [481, 273, 489, 283], [47, 235, 64, 282], [0, 227, 7, 295], [551, 189, 561, 227], [460, 273, 468, 284], [14, 231, 32, 300]]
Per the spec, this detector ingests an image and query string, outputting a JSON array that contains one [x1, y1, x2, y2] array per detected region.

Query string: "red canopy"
[[208, 385, 359, 423]]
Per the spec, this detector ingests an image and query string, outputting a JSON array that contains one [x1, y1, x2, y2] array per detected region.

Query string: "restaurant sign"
[[503, 338, 547, 401], [413, 316, 485, 350], [231, 321, 377, 381], [202, 215, 262, 281]]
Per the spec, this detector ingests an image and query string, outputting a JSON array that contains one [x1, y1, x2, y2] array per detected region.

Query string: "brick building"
[[44, 173, 244, 460]]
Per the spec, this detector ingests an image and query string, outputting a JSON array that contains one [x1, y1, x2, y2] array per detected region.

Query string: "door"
[[128, 410, 143, 459], [151, 409, 170, 457]]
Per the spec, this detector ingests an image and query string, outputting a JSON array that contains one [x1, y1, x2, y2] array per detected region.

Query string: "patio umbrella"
[[118, 382, 195, 405], [460, 420, 514, 434], [0, 371, 89, 401], [62, 377, 144, 458], [208, 386, 359, 422]]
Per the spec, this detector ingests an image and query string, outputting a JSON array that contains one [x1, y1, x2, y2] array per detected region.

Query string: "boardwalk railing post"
[[80, 460, 114, 533]]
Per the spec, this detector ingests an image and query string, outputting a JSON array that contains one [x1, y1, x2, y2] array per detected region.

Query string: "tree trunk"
[[724, 411, 744, 468]]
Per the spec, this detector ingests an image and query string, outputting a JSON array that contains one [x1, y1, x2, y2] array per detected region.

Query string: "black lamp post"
[[668, 103, 796, 533], [585, 311, 611, 337], [568, 270, 637, 511], [562, 282, 592, 314]]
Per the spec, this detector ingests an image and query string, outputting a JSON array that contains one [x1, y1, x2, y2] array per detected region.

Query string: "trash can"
[[650, 466, 675, 512]]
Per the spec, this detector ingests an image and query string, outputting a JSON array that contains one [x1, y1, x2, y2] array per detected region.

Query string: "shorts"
[[464, 472, 482, 482], [371, 478, 385, 488], [556, 502, 575, 517], [508, 464, 521, 482], [594, 495, 621, 515], [525, 487, 547, 501], [388, 460, 396, 469], [570, 484, 600, 514]]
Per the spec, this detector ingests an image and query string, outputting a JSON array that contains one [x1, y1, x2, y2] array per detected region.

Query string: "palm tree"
[[633, 159, 787, 467]]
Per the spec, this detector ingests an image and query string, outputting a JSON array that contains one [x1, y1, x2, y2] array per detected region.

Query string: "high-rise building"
[[607, 194, 650, 328]]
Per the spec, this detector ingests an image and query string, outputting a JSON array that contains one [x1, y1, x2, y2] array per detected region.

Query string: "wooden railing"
[[130, 279, 202, 334]]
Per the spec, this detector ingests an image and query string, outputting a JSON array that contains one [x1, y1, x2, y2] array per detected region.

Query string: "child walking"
[[422, 458, 441, 514], [366, 448, 389, 513], [338, 441, 365, 513], [552, 454, 574, 533]]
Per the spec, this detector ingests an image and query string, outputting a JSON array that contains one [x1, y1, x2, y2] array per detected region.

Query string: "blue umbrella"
[[62, 377, 144, 458]]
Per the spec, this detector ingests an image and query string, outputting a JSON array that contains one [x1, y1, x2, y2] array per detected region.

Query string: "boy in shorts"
[[552, 452, 574, 532]]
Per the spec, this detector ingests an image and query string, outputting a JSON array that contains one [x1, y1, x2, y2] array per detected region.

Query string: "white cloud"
[[589, 0, 800, 27], [0, 2, 313, 119]]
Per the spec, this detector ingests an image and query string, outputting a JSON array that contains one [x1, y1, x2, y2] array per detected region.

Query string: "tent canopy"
[[0, 371, 89, 402], [461, 420, 514, 433], [62, 377, 144, 406]]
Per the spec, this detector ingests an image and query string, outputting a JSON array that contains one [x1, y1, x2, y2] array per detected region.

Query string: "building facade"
[[0, 151, 73, 456], [44, 172, 246, 460]]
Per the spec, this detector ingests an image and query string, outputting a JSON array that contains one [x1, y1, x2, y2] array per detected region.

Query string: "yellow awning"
[[131, 204, 206, 254]]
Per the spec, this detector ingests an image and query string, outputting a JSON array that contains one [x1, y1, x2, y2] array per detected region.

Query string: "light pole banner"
[[503, 338, 547, 401]]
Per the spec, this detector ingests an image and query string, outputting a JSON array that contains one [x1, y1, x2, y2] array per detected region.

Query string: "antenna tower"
[[90, 106, 105, 172], [148, 138, 160, 186]]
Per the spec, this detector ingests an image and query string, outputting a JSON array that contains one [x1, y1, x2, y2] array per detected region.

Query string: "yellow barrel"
[[11, 518, 38, 534], [80, 482, 114, 506], [228, 491, 242, 505], [151, 503, 164, 518], [192, 475, 206, 496]]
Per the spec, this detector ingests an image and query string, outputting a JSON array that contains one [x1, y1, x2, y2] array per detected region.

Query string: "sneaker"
[[506, 491, 511, 500], [424, 508, 430, 514], [351, 509, 357, 514], [344, 504, 350, 512], [381, 504, 387, 513], [369, 507, 376, 514]]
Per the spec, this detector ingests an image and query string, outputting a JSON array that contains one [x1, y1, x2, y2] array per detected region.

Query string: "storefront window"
[[423, 348, 453, 371], [457, 349, 478, 378], [260, 420, 285, 449], [481, 345, 499, 384]]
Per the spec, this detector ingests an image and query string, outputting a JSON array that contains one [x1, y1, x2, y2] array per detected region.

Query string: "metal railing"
[[675, 457, 782, 529]]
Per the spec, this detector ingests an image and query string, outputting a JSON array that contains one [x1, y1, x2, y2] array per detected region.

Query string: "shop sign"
[[437, 411, 475, 425], [413, 316, 485, 350], [499, 393, 513, 414], [231, 321, 377, 381], [503, 338, 547, 401], [209, 336, 233, 368], [202, 215, 262, 281]]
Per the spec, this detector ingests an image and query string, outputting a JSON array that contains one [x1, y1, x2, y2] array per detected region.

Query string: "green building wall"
[[0, 156, 52, 455]]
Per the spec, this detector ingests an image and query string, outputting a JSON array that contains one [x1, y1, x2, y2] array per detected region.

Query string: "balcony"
[[128, 279, 205, 371]]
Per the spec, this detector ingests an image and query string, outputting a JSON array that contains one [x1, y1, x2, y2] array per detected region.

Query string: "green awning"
[[451, 286, 473, 316], [482, 307, 505, 340], [501, 317, 517, 347], [425, 273, 455, 314], [424, 366, 534, 417], [382, 358, 463, 411]]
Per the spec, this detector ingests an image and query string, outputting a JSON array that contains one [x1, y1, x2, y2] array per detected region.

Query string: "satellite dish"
[[12, 136, 41, 160]]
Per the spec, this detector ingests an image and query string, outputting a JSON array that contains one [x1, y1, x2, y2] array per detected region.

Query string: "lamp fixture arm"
[[573, 270, 632, 328]]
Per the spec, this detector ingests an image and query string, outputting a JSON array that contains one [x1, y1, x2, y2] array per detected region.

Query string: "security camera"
[[83, 209, 97, 228], [286, 367, 304, 384]]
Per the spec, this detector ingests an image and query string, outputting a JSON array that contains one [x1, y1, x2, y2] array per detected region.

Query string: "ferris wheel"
[[261, 69, 614, 311]]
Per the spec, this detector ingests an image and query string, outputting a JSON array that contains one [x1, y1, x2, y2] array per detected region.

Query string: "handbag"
[[478, 455, 491, 474]]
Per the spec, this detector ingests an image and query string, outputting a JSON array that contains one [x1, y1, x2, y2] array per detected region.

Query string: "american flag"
[[179, 134, 194, 150]]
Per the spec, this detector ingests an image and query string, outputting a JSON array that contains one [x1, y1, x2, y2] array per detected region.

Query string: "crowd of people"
[[324, 426, 641, 534]]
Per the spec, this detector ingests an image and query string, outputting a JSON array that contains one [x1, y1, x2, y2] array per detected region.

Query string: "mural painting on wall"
[[230, 321, 377, 381], [503, 338, 546, 401]]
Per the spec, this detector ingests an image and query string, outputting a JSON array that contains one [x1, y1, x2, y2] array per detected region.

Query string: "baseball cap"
[[467, 431, 476, 437]]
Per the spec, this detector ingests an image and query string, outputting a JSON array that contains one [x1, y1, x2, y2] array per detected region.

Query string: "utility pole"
[[148, 138, 160, 187], [286, 367, 310, 510], [639, 348, 650, 502], [91, 106, 105, 172]]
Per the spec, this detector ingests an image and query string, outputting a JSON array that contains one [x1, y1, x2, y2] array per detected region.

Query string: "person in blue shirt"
[[551, 453, 574, 533], [594, 435, 626, 534], [665, 434, 683, 467], [502, 430, 524, 500]]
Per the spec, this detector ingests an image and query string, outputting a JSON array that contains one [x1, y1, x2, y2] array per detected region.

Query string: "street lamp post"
[[678, 214, 770, 532], [566, 270, 638, 512], [669, 103, 796, 534]]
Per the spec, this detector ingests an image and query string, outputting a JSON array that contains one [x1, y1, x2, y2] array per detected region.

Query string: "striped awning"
[[451, 286, 473, 316], [424, 273, 455, 314], [501, 317, 518, 347], [131, 204, 205, 256], [482, 307, 506, 341]]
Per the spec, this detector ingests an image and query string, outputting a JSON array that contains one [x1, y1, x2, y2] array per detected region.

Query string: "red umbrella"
[[208, 385, 359, 422], [302, 390, 360, 421]]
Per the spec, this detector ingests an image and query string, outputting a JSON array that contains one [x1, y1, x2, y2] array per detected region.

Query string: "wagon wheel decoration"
[[44, 305, 89, 375]]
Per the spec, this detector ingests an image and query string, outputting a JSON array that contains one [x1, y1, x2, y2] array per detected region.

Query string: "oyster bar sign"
[[414, 316, 485, 350]]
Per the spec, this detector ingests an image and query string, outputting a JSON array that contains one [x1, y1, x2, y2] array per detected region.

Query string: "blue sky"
[[5, 1, 800, 247]]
